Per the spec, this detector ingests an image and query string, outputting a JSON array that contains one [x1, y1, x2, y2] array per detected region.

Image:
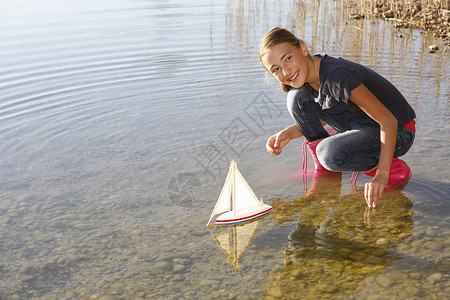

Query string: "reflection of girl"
[[259, 27, 416, 208], [273, 188, 414, 298]]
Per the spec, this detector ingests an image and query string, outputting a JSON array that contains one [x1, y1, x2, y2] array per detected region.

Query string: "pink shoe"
[[303, 128, 341, 175], [363, 158, 412, 190]]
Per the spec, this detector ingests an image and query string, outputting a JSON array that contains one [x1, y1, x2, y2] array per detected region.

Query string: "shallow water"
[[0, 0, 448, 299]]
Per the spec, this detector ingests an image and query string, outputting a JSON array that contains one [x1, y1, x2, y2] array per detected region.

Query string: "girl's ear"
[[299, 40, 309, 56]]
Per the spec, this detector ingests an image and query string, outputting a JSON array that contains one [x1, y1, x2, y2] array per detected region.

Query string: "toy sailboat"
[[209, 219, 262, 274], [206, 161, 272, 226]]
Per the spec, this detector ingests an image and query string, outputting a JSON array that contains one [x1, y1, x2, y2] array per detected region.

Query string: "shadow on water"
[[264, 173, 431, 298]]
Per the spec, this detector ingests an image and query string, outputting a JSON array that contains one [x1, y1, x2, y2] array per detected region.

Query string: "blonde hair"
[[259, 27, 303, 93]]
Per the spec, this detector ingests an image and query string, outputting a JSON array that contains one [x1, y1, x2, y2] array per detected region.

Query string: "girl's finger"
[[274, 135, 280, 148], [364, 183, 370, 207], [374, 185, 383, 208], [372, 192, 378, 208], [378, 188, 383, 203]]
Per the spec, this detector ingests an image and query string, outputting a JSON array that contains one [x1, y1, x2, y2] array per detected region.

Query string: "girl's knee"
[[286, 87, 314, 114], [316, 140, 344, 171]]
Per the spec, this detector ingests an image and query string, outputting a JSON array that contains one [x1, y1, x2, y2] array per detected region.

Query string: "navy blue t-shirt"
[[309, 54, 415, 129]]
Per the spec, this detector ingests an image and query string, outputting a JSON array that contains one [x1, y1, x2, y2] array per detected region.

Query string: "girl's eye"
[[286, 56, 291, 62], [272, 67, 279, 74]]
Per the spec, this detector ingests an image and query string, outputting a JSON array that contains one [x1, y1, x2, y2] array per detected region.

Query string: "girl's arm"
[[266, 120, 327, 155], [266, 124, 302, 155], [349, 83, 398, 208]]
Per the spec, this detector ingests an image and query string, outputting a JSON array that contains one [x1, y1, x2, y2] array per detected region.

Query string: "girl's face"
[[261, 42, 311, 88]]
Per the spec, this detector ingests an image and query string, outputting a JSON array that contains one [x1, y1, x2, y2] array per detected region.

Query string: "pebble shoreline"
[[348, 0, 450, 43]]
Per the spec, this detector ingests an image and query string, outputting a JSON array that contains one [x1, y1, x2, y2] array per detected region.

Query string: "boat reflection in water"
[[266, 171, 414, 298], [206, 161, 272, 274], [208, 218, 264, 274]]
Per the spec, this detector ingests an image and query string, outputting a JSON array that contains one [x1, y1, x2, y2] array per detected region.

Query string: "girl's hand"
[[349, 83, 397, 209], [364, 172, 389, 208], [266, 128, 292, 155]]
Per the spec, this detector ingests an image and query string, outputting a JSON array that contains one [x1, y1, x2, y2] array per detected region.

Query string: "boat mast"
[[232, 161, 236, 216]]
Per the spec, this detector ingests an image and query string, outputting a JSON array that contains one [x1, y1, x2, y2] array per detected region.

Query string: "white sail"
[[207, 161, 271, 226], [216, 175, 232, 214], [233, 167, 262, 213], [206, 163, 234, 225]]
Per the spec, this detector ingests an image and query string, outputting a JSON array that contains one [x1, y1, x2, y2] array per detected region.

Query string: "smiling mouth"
[[288, 71, 299, 82]]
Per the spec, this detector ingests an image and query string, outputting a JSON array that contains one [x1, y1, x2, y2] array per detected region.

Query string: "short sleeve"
[[317, 66, 365, 109]]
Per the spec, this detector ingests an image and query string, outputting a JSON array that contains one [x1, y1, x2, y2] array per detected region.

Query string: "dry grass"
[[347, 0, 450, 39]]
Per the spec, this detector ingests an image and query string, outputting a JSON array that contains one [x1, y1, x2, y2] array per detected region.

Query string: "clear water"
[[0, 0, 448, 299]]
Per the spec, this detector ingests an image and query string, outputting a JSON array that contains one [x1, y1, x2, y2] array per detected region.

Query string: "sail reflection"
[[209, 218, 263, 274]]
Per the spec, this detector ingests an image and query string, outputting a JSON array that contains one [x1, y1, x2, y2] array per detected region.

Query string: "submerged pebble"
[[376, 238, 389, 245], [266, 286, 283, 298], [318, 284, 338, 293], [349, 252, 367, 261], [190, 230, 209, 237], [172, 264, 187, 273], [363, 256, 384, 265], [426, 273, 443, 284], [19, 263, 34, 274], [409, 272, 423, 280], [429, 45, 439, 52], [423, 241, 442, 250], [153, 261, 172, 272], [199, 279, 220, 286], [370, 249, 386, 257], [337, 248, 351, 258], [177, 251, 193, 258], [433, 260, 450, 272], [376, 275, 393, 288]]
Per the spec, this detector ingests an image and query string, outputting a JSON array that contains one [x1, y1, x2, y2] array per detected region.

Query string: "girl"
[[259, 27, 416, 208]]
